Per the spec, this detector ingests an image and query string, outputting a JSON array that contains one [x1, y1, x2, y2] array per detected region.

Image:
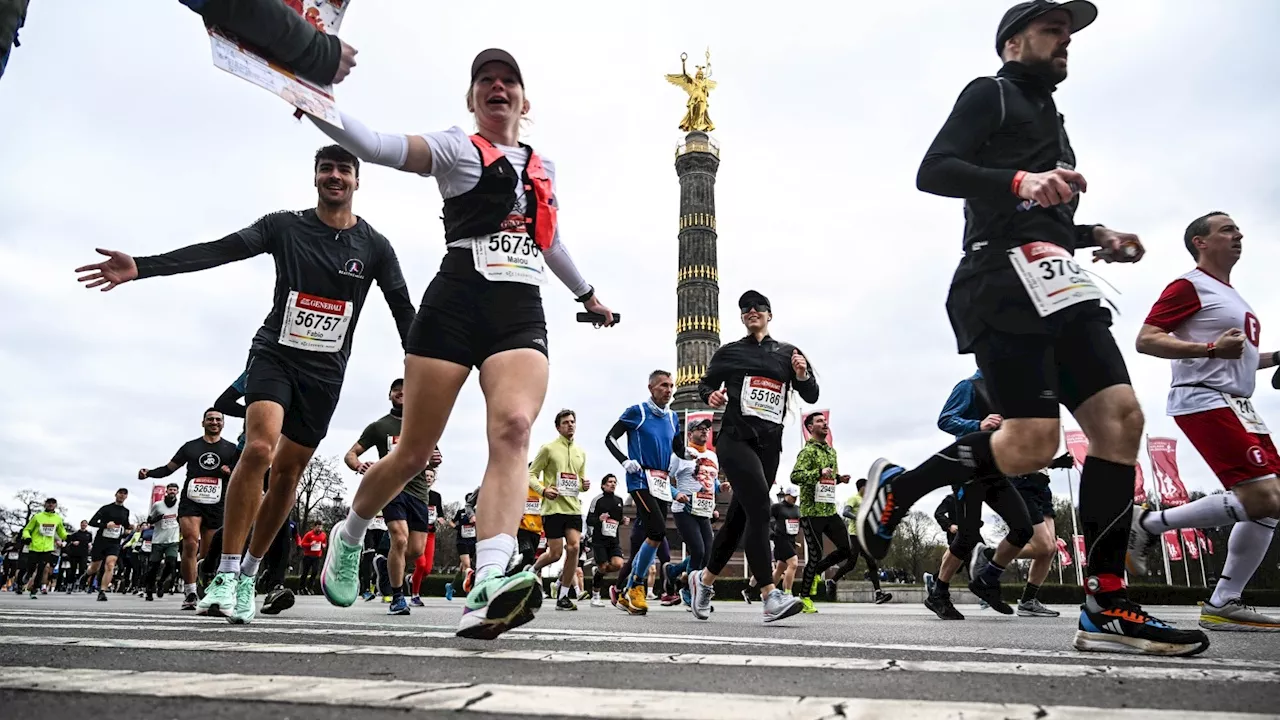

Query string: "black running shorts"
[[383, 492, 432, 534], [772, 535, 797, 563], [542, 513, 582, 540], [177, 497, 224, 529], [243, 351, 342, 448], [1011, 473, 1054, 524]]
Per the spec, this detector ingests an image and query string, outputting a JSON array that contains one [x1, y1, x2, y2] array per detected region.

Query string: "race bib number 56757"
[[278, 290, 353, 353], [1008, 242, 1102, 317]]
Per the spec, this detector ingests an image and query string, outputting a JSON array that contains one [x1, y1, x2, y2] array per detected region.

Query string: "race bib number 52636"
[[278, 290, 353, 353], [741, 376, 785, 424], [1008, 242, 1102, 317]]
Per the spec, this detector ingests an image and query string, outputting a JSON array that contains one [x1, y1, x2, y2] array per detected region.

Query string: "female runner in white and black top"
[[687, 290, 819, 623], [309, 49, 616, 640]]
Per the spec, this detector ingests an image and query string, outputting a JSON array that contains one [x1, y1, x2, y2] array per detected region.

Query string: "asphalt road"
[[1, 589, 1277, 719]]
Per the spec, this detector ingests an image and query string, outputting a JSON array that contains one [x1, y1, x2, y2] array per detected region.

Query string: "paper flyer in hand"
[[207, 0, 349, 126]]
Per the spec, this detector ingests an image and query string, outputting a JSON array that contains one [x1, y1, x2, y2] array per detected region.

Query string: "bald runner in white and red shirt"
[[1131, 211, 1280, 632]]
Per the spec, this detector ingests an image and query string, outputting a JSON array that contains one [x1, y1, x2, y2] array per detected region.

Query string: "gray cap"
[[471, 48, 523, 85]]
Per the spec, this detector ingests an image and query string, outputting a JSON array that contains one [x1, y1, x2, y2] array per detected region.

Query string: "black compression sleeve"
[[145, 466, 175, 479], [382, 284, 416, 348], [671, 432, 687, 460], [213, 385, 246, 419], [1075, 224, 1102, 248], [916, 78, 1020, 200], [134, 233, 260, 279], [196, 0, 341, 86], [605, 421, 630, 465]]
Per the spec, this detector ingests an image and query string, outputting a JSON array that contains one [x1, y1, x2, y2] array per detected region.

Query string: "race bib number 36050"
[[278, 290, 353, 352], [741, 376, 785, 424], [1008, 242, 1103, 317], [471, 232, 545, 286]]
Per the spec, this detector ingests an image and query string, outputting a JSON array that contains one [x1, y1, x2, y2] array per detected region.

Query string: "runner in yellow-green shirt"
[[528, 409, 589, 610], [21, 497, 67, 597]]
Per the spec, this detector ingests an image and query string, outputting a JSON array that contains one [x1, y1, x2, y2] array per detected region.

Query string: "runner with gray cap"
[[307, 48, 617, 640], [857, 1, 1210, 656]]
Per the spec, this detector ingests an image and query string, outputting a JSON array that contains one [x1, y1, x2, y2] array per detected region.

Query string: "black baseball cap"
[[996, 0, 1097, 55], [390, 378, 404, 390], [471, 48, 523, 85], [739, 290, 771, 313]]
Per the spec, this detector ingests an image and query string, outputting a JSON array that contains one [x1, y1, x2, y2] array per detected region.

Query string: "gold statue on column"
[[665, 49, 717, 133]]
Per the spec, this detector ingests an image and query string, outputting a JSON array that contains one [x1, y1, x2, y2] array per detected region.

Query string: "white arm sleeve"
[[308, 111, 409, 169], [544, 232, 592, 299]]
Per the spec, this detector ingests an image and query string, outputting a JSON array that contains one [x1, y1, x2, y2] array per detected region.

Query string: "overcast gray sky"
[[3, 1, 1278, 529]]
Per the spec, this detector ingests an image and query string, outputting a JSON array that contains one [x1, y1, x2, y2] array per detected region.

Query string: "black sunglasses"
[[740, 304, 770, 314]]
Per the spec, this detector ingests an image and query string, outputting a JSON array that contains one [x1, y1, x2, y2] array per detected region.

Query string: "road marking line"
[[2, 635, 1276, 684], [0, 666, 1271, 719]]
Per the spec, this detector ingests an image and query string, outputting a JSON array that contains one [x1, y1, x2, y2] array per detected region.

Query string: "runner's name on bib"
[[159, 516, 178, 529], [369, 516, 387, 531], [556, 472, 580, 497], [278, 290, 353, 352], [1007, 242, 1103, 317], [525, 499, 542, 516], [602, 518, 619, 538], [187, 477, 223, 505], [816, 477, 837, 504], [646, 469, 672, 499], [102, 526, 122, 539], [1224, 393, 1270, 435], [39, 524, 56, 537], [461, 524, 477, 539], [741, 376, 785, 424], [141, 541, 152, 553], [691, 491, 715, 518], [784, 518, 799, 535], [471, 232, 545, 286]]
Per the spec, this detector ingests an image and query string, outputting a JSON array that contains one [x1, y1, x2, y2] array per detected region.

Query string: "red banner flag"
[[1181, 529, 1201, 560], [1055, 537, 1073, 566], [151, 485, 166, 504], [1134, 462, 1148, 505], [1204, 531, 1214, 556], [1147, 437, 1190, 507], [1063, 430, 1089, 471], [1195, 529, 1209, 553], [1163, 530, 1183, 561], [685, 410, 716, 450], [800, 408, 831, 444], [1073, 535, 1087, 568]]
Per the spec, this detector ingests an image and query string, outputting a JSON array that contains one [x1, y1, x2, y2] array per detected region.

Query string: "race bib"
[[1007, 242, 1103, 317], [6, 552, 17, 560], [61, 561, 70, 569], [557, 472, 580, 498], [691, 491, 715, 518], [102, 526, 122, 540], [187, 477, 223, 505], [646, 469, 672, 499], [428, 507, 438, 525], [816, 477, 837, 504], [278, 290, 353, 352], [369, 516, 387, 531], [461, 524, 477, 539], [141, 541, 152, 553], [310, 542, 322, 552], [39, 524, 56, 537], [525, 499, 542, 516], [741, 376, 785, 424], [159, 515, 178, 530], [784, 518, 799, 536], [602, 518, 619, 538], [1224, 393, 1270, 435], [538, 534, 547, 549], [471, 231, 545, 286]]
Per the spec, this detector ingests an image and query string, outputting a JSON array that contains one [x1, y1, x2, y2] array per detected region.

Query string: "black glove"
[[1049, 452, 1074, 470]]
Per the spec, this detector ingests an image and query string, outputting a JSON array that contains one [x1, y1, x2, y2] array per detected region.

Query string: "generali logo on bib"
[[297, 293, 347, 314]]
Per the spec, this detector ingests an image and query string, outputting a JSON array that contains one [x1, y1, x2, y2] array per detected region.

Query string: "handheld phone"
[[576, 312, 621, 325]]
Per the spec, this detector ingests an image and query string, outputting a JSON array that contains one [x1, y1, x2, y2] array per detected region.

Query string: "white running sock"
[[184, 583, 197, 595], [475, 534, 518, 582], [240, 553, 262, 578], [1141, 493, 1247, 533], [1209, 519, 1278, 607], [218, 554, 242, 575], [558, 583, 571, 599], [340, 510, 372, 546]]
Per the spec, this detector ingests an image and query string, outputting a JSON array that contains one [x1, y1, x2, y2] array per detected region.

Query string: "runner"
[[768, 486, 801, 600], [529, 409, 590, 611], [932, 368, 1058, 618], [857, 0, 1208, 655], [792, 412, 854, 614], [409, 472, 445, 607], [833, 479, 893, 604], [345, 378, 443, 615], [446, 493, 479, 602], [605, 371, 681, 615], [19, 498, 65, 598], [515, 469, 544, 573], [1, 535, 18, 592], [309, 48, 616, 640], [689, 290, 817, 623], [666, 418, 719, 607], [144, 484, 182, 602], [82, 489, 131, 602], [1129, 211, 1280, 632], [62, 520, 92, 595], [77, 145, 417, 624], [361, 512, 387, 602], [298, 522, 327, 595], [586, 474, 626, 607], [138, 409, 239, 611]]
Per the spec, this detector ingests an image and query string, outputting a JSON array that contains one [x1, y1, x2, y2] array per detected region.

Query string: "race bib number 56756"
[[1008, 242, 1102, 317], [472, 232, 545, 286]]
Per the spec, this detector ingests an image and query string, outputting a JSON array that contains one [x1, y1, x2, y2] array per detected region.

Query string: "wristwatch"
[[575, 285, 595, 304]]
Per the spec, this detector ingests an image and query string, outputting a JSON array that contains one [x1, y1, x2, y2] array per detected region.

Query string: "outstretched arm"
[[189, 0, 353, 86], [308, 112, 432, 174]]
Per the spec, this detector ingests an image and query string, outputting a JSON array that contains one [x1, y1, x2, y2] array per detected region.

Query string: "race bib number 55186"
[[278, 290, 353, 352], [741, 376, 785, 424], [1008, 242, 1102, 317]]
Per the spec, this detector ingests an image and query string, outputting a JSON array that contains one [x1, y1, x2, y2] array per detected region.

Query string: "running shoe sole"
[[967, 579, 1013, 615], [857, 458, 895, 560], [260, 591, 295, 616], [1017, 603, 1060, 618], [1199, 614, 1280, 632], [763, 596, 805, 624], [924, 596, 964, 620], [1073, 631, 1209, 656], [455, 575, 542, 641]]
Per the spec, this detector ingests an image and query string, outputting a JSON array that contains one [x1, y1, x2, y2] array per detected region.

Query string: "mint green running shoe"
[[226, 574, 257, 625], [455, 569, 541, 640], [196, 572, 236, 617], [320, 521, 362, 608]]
